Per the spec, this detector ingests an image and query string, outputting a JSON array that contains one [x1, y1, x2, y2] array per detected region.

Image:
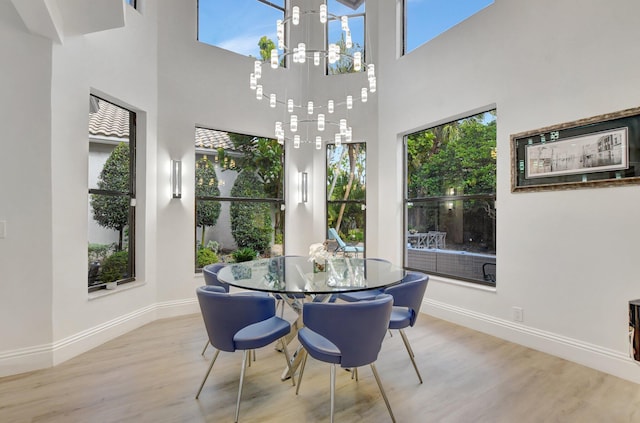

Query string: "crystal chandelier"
[[249, 3, 376, 150]]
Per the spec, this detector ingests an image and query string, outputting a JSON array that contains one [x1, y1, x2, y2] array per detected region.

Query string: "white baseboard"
[[0, 298, 198, 378], [423, 298, 640, 385]]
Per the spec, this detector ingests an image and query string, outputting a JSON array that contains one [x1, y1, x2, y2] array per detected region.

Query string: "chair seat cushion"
[[234, 316, 290, 350], [388, 306, 412, 330], [338, 289, 383, 303], [298, 327, 341, 365]]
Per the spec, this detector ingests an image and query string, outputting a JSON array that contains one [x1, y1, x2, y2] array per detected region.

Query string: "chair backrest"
[[302, 294, 393, 368], [384, 272, 429, 327], [202, 263, 229, 292], [328, 228, 347, 249], [196, 286, 276, 352]]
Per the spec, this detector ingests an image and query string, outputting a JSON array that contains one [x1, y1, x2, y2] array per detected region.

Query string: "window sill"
[[88, 280, 147, 301], [428, 274, 497, 293]]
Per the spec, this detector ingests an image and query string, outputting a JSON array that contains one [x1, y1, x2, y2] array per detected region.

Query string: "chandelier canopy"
[[249, 2, 376, 150]]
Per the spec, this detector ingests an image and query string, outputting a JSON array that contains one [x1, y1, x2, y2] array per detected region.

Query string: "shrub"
[[88, 243, 113, 264], [197, 248, 218, 269], [232, 247, 257, 263], [230, 171, 272, 254], [100, 250, 129, 283]]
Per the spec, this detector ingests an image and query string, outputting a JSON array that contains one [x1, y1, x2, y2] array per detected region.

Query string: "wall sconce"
[[171, 159, 182, 199], [300, 172, 308, 203]]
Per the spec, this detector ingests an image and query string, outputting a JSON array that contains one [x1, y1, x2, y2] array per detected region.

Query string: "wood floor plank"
[[2, 311, 640, 422]]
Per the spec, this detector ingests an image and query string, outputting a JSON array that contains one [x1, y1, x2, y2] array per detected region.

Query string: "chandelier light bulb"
[[346, 127, 352, 143], [345, 30, 352, 49], [347, 96, 353, 109], [270, 49, 278, 68], [292, 6, 300, 25], [290, 114, 298, 132], [353, 52, 361, 72], [275, 121, 282, 134], [341, 16, 349, 31], [308, 101, 314, 114], [254, 60, 262, 78], [293, 47, 299, 63], [314, 52, 320, 66], [320, 4, 327, 23], [367, 64, 375, 79], [270, 94, 277, 108], [294, 135, 300, 148], [249, 73, 256, 90], [361, 88, 368, 102], [369, 77, 377, 93], [340, 119, 347, 135], [288, 99, 294, 112], [298, 43, 306, 63], [256, 85, 263, 100], [328, 100, 334, 113], [316, 136, 322, 149], [318, 114, 325, 131], [335, 133, 342, 147]]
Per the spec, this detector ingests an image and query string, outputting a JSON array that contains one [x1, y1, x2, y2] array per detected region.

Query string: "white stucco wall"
[[2, 0, 640, 384]]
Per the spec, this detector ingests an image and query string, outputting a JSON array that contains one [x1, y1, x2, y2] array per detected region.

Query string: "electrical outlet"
[[512, 306, 524, 322]]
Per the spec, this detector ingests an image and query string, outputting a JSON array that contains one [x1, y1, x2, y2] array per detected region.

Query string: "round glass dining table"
[[216, 255, 406, 295], [216, 255, 406, 381]]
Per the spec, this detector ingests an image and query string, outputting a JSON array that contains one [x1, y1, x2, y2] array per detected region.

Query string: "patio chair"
[[328, 228, 364, 257]]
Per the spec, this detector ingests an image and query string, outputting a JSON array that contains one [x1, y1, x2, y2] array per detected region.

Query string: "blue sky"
[[198, 0, 494, 57]]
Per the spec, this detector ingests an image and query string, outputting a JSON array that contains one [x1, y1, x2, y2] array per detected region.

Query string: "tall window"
[[326, 142, 366, 255], [198, 0, 285, 58], [195, 128, 284, 270], [404, 0, 494, 54], [405, 111, 496, 285], [88, 96, 136, 290], [327, 0, 365, 75]]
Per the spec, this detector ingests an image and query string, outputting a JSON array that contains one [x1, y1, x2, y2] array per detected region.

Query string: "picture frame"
[[511, 106, 640, 192]]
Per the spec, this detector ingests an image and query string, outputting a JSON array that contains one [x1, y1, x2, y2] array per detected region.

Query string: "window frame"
[[194, 128, 285, 272], [403, 110, 496, 286], [326, 0, 366, 75], [326, 142, 367, 256], [88, 96, 136, 292]]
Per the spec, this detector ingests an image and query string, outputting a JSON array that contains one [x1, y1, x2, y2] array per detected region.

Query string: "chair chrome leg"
[[252, 349, 256, 362], [370, 363, 396, 423], [399, 329, 422, 383], [295, 349, 308, 395], [196, 349, 220, 399], [280, 338, 295, 386], [201, 340, 209, 356], [330, 364, 336, 423], [235, 350, 249, 423]]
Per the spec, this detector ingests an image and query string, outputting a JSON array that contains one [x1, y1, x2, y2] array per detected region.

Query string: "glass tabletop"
[[217, 256, 406, 295]]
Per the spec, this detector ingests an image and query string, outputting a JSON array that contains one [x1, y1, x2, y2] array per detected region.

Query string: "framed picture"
[[511, 107, 640, 192]]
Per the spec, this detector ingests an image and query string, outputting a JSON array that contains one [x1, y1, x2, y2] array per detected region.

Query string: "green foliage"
[[195, 156, 222, 245], [88, 243, 113, 264], [196, 248, 218, 269], [407, 113, 496, 198], [274, 232, 283, 245], [226, 134, 283, 200], [258, 36, 276, 61], [329, 34, 363, 75], [90, 142, 130, 250], [230, 170, 272, 254], [232, 247, 257, 263], [100, 250, 129, 283]]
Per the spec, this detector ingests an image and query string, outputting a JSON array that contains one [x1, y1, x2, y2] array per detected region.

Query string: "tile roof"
[[195, 127, 234, 150], [89, 97, 129, 138]]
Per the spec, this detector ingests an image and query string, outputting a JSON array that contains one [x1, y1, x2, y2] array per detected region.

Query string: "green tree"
[[329, 34, 363, 75], [195, 156, 222, 247], [230, 170, 272, 254], [90, 142, 130, 251], [258, 36, 276, 61]]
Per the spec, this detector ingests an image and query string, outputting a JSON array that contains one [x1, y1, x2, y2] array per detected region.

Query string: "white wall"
[[374, 0, 640, 382]]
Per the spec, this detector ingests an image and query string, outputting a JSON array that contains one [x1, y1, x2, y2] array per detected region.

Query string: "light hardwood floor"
[[2, 309, 640, 423]]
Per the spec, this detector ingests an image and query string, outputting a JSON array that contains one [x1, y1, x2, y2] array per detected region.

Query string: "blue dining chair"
[[296, 294, 396, 423], [195, 286, 295, 423], [201, 263, 269, 355], [383, 271, 429, 383]]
